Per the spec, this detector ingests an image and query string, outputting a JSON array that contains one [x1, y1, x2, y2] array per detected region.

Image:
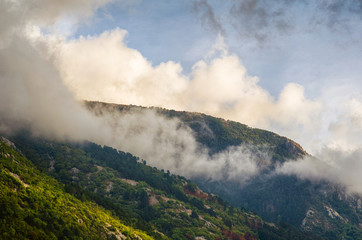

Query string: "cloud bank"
[[276, 95, 362, 194], [91, 106, 269, 183], [277, 147, 362, 194]]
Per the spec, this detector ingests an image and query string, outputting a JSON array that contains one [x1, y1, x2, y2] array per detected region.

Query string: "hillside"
[[86, 101, 306, 161], [0, 137, 153, 240], [85, 101, 362, 240], [4, 133, 321, 240]]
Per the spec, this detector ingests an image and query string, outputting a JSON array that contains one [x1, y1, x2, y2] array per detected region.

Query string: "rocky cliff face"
[[280, 137, 306, 159]]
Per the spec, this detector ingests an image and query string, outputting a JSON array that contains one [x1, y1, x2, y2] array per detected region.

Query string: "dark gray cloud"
[[229, 0, 297, 43], [192, 0, 225, 35], [192, 0, 362, 44], [314, 0, 362, 30]]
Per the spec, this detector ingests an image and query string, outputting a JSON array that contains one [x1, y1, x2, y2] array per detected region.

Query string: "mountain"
[[0, 137, 153, 240], [85, 101, 362, 240], [2, 133, 321, 240]]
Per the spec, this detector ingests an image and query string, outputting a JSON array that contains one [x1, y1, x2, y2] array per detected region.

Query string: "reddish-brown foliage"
[[183, 186, 210, 200]]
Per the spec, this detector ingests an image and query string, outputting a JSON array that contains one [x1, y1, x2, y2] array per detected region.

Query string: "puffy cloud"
[[0, 35, 102, 141], [55, 29, 188, 108], [0, 0, 113, 44], [185, 54, 272, 123], [327, 97, 362, 150], [0, 0, 115, 141]]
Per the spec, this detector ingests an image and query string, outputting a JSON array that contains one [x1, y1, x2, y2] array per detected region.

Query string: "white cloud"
[[56, 29, 188, 108], [276, 95, 362, 194], [0, 0, 116, 140], [48, 29, 322, 146], [327, 97, 362, 151], [92, 107, 267, 183], [277, 147, 362, 194]]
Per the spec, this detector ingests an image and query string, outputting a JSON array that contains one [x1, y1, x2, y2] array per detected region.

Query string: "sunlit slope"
[[0, 137, 153, 240]]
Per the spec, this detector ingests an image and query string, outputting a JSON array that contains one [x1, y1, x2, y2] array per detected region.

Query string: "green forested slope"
[[7, 133, 321, 240], [0, 138, 153, 240]]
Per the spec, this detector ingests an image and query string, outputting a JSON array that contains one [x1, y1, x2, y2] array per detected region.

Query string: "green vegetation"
[[5, 133, 322, 240], [0, 139, 153, 240]]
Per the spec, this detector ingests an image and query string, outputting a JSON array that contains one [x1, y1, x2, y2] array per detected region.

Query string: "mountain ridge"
[[85, 101, 307, 161], [84, 101, 361, 239]]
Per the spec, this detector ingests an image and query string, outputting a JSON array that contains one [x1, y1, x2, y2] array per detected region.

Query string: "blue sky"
[[76, 1, 215, 72], [72, 0, 362, 98]]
